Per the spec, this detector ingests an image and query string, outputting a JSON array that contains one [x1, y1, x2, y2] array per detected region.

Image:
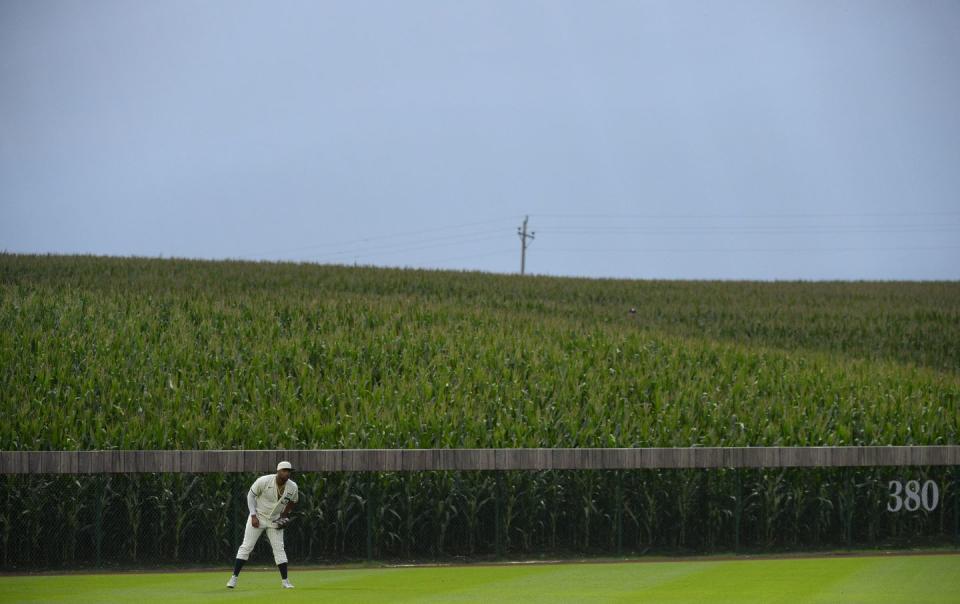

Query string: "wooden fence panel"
[[0, 446, 957, 474]]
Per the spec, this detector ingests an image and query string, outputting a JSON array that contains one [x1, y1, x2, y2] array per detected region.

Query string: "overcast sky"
[[1, 0, 958, 280]]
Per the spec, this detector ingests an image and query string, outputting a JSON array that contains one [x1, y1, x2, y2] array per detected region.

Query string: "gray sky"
[[2, 0, 958, 280]]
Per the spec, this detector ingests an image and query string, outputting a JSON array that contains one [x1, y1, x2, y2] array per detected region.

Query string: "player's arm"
[[283, 486, 299, 518], [274, 500, 297, 529], [247, 488, 259, 528], [276, 485, 300, 529], [278, 487, 298, 525]]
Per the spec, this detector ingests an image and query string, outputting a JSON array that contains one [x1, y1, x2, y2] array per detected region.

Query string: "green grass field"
[[1, 555, 958, 603]]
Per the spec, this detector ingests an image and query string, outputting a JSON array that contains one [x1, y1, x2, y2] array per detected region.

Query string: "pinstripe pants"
[[236, 516, 287, 565]]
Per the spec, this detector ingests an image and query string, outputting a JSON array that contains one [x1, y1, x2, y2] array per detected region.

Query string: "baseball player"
[[227, 460, 299, 589]]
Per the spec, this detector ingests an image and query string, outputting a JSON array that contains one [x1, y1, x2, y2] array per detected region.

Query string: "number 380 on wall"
[[887, 480, 939, 512]]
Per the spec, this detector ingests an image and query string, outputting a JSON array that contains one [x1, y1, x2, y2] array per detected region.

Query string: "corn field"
[[1, 254, 959, 567]]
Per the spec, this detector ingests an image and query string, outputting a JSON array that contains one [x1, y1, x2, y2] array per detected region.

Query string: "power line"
[[539, 245, 960, 254], [363, 248, 517, 268], [301, 232, 513, 263], [244, 227, 509, 263], [532, 211, 960, 219], [232, 210, 957, 274], [238, 215, 519, 259], [536, 224, 960, 234]]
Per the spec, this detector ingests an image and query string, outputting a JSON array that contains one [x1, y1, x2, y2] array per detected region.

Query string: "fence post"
[[844, 469, 854, 547], [94, 476, 104, 568], [495, 473, 503, 559], [733, 469, 742, 553], [954, 466, 959, 545], [229, 481, 237, 557], [366, 474, 375, 562], [1, 476, 11, 568], [615, 471, 623, 556]]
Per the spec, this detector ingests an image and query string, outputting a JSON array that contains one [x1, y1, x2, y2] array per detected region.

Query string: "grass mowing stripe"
[[0, 555, 957, 603], [805, 555, 960, 604], [640, 558, 871, 604]]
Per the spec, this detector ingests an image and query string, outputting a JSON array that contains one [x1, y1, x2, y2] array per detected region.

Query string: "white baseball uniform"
[[235, 474, 299, 565]]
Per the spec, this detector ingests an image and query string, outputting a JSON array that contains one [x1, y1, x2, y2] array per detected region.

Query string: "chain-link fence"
[[2, 467, 958, 570]]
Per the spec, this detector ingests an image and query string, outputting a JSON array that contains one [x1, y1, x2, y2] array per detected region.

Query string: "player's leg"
[[266, 526, 293, 588], [228, 517, 265, 587], [235, 518, 266, 571]]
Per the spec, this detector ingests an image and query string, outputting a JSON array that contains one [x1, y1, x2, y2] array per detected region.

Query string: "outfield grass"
[[1, 555, 958, 603]]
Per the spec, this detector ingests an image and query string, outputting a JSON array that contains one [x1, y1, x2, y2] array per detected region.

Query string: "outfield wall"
[[1, 446, 958, 474], [2, 448, 957, 569]]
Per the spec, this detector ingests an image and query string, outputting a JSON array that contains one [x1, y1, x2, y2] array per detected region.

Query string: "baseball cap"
[[277, 461, 293, 471]]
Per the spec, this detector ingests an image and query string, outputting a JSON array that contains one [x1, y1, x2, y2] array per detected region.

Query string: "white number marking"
[[887, 480, 903, 512], [921, 480, 939, 512], [887, 480, 939, 513]]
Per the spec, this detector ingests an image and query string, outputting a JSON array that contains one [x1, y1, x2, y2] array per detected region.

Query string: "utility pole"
[[517, 215, 535, 275]]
